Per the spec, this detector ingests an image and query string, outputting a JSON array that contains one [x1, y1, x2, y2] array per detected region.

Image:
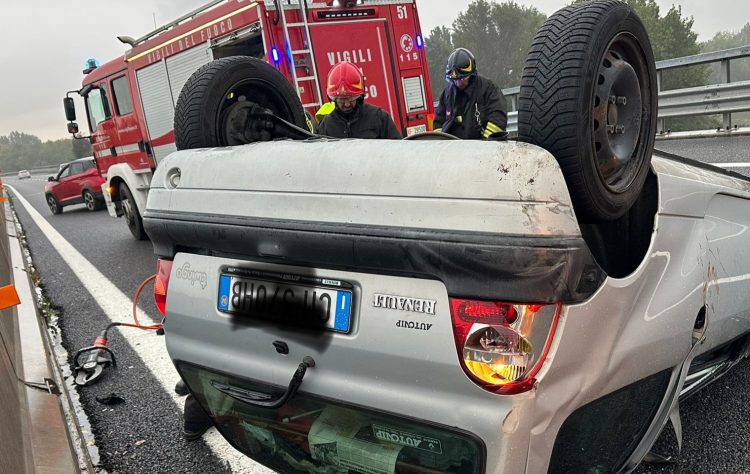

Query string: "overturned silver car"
[[144, 1, 750, 472]]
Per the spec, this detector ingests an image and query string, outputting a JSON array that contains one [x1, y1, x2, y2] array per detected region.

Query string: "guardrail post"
[[656, 70, 665, 133], [721, 58, 732, 130]]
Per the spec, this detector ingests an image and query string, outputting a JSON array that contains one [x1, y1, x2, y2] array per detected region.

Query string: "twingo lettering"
[[175, 263, 208, 289]]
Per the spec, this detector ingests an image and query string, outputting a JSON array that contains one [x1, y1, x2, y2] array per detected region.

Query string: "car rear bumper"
[[145, 213, 605, 304]]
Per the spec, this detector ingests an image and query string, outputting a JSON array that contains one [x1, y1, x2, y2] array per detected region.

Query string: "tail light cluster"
[[154, 259, 173, 316], [449, 298, 562, 395]]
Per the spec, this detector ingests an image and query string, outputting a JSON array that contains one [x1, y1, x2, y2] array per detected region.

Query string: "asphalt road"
[[6, 176, 270, 473], [655, 134, 750, 173], [6, 136, 750, 474]]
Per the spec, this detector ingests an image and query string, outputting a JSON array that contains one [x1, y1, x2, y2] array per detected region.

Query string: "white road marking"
[[5, 185, 272, 474], [709, 162, 750, 168]]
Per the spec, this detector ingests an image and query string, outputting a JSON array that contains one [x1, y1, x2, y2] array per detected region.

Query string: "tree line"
[[425, 0, 750, 131], [0, 132, 91, 173]]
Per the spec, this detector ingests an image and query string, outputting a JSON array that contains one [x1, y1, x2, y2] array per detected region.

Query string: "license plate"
[[217, 269, 352, 333], [406, 124, 427, 136]]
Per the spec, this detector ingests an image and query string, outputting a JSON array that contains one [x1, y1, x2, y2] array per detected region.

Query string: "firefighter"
[[318, 61, 402, 139], [434, 48, 508, 140]]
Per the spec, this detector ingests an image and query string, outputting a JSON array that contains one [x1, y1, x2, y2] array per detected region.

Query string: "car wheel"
[[46, 194, 62, 215], [518, 0, 657, 222], [83, 190, 99, 212], [174, 56, 307, 150], [120, 183, 147, 240]]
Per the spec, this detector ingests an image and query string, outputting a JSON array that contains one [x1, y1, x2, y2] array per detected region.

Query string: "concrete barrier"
[[0, 188, 79, 472]]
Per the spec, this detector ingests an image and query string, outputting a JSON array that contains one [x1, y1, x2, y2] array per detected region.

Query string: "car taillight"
[[449, 298, 562, 395], [154, 259, 173, 316]]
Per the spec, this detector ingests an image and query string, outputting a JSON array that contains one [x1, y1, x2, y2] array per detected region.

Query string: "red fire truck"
[[63, 0, 434, 239]]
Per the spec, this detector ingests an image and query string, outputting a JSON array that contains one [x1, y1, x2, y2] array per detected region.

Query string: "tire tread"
[[518, 0, 655, 221]]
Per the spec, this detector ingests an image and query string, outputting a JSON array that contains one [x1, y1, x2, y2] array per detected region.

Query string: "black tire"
[[518, 0, 657, 222], [83, 190, 100, 212], [46, 194, 62, 215], [120, 183, 147, 240], [174, 56, 307, 149]]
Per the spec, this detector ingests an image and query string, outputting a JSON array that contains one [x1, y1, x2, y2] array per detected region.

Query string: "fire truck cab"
[[63, 0, 434, 239]]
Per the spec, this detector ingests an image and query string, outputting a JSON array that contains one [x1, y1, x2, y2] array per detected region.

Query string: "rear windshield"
[[179, 362, 485, 474]]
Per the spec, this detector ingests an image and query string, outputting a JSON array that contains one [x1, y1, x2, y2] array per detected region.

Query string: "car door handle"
[[209, 356, 315, 410]]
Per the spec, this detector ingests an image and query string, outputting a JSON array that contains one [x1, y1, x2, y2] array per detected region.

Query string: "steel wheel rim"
[[217, 78, 297, 146], [591, 33, 647, 194]]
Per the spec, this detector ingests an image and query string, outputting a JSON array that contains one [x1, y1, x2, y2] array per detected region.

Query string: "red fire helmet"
[[326, 61, 365, 99]]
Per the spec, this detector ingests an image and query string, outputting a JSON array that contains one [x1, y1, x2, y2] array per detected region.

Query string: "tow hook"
[[73, 329, 117, 386]]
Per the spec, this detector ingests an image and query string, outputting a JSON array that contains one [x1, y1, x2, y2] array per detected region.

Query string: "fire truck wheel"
[[120, 183, 147, 240], [174, 56, 307, 149], [517, 0, 657, 222], [46, 194, 62, 215]]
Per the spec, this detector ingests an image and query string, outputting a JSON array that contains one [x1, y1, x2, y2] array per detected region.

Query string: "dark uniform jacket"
[[434, 75, 508, 140], [318, 101, 402, 139]]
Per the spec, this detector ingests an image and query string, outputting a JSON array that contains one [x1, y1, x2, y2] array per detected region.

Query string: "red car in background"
[[45, 157, 106, 214]]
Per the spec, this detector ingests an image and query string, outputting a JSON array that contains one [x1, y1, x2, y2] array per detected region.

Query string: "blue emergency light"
[[83, 58, 100, 74], [272, 48, 280, 63], [416, 35, 423, 48]]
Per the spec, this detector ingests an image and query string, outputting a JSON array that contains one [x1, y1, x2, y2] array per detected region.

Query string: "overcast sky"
[[1, 0, 748, 142]]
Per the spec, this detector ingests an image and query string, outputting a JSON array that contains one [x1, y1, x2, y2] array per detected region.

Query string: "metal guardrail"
[[656, 45, 750, 70], [497, 45, 750, 135], [659, 80, 750, 119], [656, 45, 750, 131]]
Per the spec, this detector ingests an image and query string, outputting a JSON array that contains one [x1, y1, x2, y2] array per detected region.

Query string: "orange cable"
[[130, 274, 162, 331]]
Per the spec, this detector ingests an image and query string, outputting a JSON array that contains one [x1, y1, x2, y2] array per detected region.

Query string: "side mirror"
[[47, 176, 56, 182], [63, 97, 77, 122], [67, 122, 79, 135]]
